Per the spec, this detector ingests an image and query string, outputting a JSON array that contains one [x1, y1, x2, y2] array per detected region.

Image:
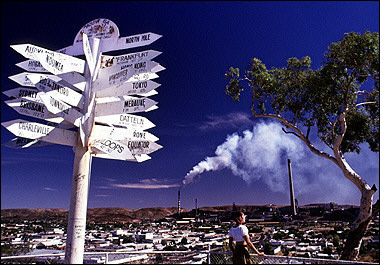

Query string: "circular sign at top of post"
[[74, 18, 120, 44]]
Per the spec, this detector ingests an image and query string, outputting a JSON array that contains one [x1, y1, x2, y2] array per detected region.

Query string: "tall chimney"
[[178, 190, 181, 216], [195, 198, 198, 217], [287, 159, 297, 216]]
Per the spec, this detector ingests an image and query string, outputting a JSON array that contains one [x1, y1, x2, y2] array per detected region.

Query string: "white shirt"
[[228, 225, 249, 242]]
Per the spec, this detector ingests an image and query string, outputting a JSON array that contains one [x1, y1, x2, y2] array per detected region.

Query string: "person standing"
[[229, 211, 264, 264]]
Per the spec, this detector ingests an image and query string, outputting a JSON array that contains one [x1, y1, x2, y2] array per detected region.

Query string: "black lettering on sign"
[[141, 34, 151, 41], [133, 131, 146, 139], [125, 36, 140, 44], [46, 55, 63, 72], [18, 89, 38, 98], [100, 139, 124, 153], [132, 81, 148, 89], [49, 97, 70, 115], [20, 100, 45, 113], [134, 62, 146, 69], [123, 98, 146, 108], [128, 140, 150, 149]]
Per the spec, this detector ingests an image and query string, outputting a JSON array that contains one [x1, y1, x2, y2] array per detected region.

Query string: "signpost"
[[1, 18, 163, 264]]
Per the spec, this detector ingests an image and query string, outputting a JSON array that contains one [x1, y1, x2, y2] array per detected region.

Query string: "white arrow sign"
[[95, 80, 161, 98], [38, 93, 82, 127], [91, 151, 151, 163], [98, 59, 163, 79], [9, 72, 86, 91], [94, 72, 159, 93], [34, 51, 85, 75], [9, 72, 58, 87], [16, 59, 49, 73], [100, 50, 161, 69], [11, 44, 85, 74], [2, 137, 53, 149], [94, 113, 155, 131], [95, 96, 157, 116], [101, 32, 162, 53], [94, 60, 162, 91], [118, 139, 162, 155], [5, 98, 70, 124], [90, 138, 134, 160], [1, 119, 78, 146], [28, 75, 83, 108], [91, 124, 159, 142]]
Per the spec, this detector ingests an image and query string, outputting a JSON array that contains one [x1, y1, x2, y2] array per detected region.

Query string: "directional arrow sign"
[[95, 96, 157, 116], [28, 75, 83, 108], [11, 44, 85, 74], [5, 98, 69, 124], [38, 93, 82, 127], [99, 59, 161, 76], [98, 60, 164, 80], [9, 73, 58, 87], [118, 139, 162, 155], [90, 138, 134, 160], [1, 119, 78, 146], [34, 51, 85, 75], [94, 113, 155, 131], [2, 137, 53, 149], [91, 151, 151, 163], [94, 60, 162, 91], [56, 72, 86, 92], [94, 72, 159, 93], [3, 87, 42, 103], [16, 59, 49, 73], [100, 50, 161, 69], [91, 124, 159, 142], [100, 32, 162, 53], [95, 80, 160, 98], [9, 72, 86, 91]]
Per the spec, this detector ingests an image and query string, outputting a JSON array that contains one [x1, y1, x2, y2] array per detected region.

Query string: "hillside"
[[1, 207, 188, 223]]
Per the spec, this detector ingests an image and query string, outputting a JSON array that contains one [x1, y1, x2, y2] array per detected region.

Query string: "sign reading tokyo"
[[96, 79, 161, 98]]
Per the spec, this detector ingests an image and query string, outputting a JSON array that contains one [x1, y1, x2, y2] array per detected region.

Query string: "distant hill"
[[1, 203, 360, 223], [1, 207, 188, 223]]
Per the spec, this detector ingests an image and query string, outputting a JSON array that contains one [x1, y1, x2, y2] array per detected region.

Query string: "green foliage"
[[225, 31, 379, 154]]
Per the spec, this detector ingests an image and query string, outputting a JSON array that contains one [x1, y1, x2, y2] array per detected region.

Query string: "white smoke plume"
[[180, 120, 379, 205], [181, 121, 305, 191]]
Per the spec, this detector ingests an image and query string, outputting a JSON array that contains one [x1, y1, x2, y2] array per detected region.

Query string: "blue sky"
[[1, 1, 379, 210]]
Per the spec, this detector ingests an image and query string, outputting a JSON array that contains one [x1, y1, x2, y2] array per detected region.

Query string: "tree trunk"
[[337, 175, 377, 261], [339, 193, 373, 260]]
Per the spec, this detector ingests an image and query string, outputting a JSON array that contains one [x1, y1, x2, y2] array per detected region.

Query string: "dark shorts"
[[233, 245, 252, 264]]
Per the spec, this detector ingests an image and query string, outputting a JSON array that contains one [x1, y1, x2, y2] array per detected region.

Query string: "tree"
[[225, 31, 379, 261]]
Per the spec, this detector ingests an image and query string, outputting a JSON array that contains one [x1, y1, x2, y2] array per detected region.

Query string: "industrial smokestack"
[[195, 199, 198, 217], [287, 159, 297, 216], [178, 190, 181, 216]]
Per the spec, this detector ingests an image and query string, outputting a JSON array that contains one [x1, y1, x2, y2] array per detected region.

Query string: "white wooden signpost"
[[1, 18, 163, 264]]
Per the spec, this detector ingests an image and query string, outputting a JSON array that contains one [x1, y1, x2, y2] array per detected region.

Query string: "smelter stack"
[[287, 159, 297, 216]]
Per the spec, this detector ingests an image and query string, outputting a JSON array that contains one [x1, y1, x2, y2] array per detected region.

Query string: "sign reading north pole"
[[2, 19, 163, 264]]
